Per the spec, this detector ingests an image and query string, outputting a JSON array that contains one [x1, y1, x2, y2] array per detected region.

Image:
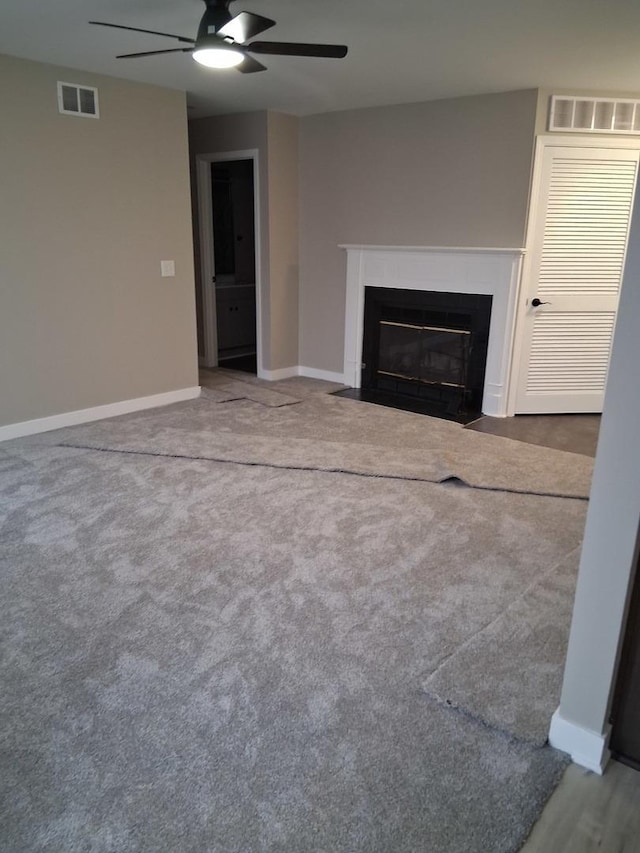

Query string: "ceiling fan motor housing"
[[198, 0, 232, 41]]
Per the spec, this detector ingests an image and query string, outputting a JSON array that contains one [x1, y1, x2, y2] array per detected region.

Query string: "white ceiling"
[[2, 0, 640, 118]]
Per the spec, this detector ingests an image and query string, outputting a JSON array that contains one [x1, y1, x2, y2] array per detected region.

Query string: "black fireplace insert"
[[344, 287, 492, 423]]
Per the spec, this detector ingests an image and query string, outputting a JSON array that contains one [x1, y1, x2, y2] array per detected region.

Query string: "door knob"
[[531, 297, 551, 307]]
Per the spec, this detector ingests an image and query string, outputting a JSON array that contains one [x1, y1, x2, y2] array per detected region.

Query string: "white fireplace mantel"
[[340, 245, 525, 417]]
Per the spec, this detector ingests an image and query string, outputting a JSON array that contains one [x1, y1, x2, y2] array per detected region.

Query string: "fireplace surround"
[[341, 246, 525, 417]]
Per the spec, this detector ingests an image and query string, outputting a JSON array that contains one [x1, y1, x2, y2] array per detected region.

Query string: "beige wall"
[[266, 112, 299, 369], [188, 110, 299, 372], [0, 54, 198, 428], [298, 89, 538, 373]]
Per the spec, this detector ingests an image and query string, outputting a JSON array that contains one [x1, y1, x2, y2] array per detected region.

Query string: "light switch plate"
[[161, 260, 175, 277]]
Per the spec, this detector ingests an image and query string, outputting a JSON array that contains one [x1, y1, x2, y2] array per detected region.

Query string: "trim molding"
[[196, 149, 263, 376], [259, 366, 299, 382], [341, 245, 524, 417], [548, 708, 611, 775], [339, 244, 526, 254], [299, 366, 345, 384], [258, 365, 346, 384], [0, 387, 201, 443]]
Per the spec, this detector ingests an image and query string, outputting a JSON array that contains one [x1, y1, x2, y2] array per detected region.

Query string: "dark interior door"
[[611, 546, 640, 770]]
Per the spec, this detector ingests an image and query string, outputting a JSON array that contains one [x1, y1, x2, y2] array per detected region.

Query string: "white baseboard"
[[298, 366, 346, 384], [482, 383, 509, 418], [0, 386, 202, 443], [258, 366, 300, 382], [257, 365, 347, 384], [548, 708, 611, 775]]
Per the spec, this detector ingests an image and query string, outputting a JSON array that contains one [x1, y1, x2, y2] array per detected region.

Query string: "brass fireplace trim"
[[379, 320, 471, 335]]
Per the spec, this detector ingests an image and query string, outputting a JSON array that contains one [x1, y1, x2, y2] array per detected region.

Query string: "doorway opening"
[[212, 160, 256, 374], [196, 149, 262, 377]]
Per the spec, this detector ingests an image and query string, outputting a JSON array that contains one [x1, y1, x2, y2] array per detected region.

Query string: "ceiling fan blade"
[[89, 21, 194, 45], [237, 54, 268, 74], [217, 11, 276, 43], [247, 41, 348, 58], [116, 48, 194, 59]]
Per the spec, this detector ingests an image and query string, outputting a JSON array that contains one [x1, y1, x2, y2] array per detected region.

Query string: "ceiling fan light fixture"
[[192, 43, 243, 68]]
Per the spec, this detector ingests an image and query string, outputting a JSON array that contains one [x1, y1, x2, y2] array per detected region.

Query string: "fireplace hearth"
[[339, 287, 492, 423]]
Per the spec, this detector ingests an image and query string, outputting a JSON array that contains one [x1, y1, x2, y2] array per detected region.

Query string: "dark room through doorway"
[[211, 158, 257, 374]]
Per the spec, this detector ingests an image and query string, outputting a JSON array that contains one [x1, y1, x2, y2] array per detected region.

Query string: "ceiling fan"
[[90, 0, 348, 73]]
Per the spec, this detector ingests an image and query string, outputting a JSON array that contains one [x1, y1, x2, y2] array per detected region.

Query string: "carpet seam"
[[211, 396, 303, 409], [423, 692, 555, 750], [423, 544, 582, 683], [422, 544, 583, 746], [200, 381, 303, 408], [53, 442, 589, 501]]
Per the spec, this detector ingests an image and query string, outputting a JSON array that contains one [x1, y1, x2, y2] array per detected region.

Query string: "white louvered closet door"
[[515, 146, 639, 413]]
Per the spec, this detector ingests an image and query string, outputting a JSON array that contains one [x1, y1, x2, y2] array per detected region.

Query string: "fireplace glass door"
[[378, 321, 470, 389]]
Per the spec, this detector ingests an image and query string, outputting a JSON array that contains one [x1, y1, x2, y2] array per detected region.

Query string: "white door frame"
[[196, 149, 263, 374], [507, 134, 640, 416]]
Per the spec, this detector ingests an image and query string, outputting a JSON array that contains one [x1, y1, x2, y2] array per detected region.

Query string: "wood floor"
[[521, 760, 640, 852], [466, 413, 601, 458]]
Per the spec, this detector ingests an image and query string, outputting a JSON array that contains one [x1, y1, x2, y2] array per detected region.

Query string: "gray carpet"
[[0, 384, 590, 852], [43, 391, 593, 500]]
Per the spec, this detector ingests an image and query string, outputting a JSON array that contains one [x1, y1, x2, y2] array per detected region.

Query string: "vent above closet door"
[[57, 82, 99, 118], [549, 96, 640, 135]]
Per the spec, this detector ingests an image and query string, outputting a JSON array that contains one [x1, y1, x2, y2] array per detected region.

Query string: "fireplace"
[[340, 246, 525, 418], [357, 287, 492, 422]]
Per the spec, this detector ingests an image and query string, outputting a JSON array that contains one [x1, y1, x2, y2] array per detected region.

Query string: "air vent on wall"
[[549, 95, 640, 135], [57, 82, 99, 118]]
